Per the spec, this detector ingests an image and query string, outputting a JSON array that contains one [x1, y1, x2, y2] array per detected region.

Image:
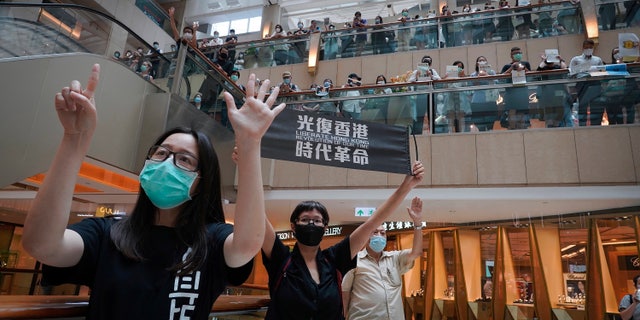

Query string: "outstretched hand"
[[54, 64, 100, 135], [407, 197, 423, 225], [224, 73, 286, 142]]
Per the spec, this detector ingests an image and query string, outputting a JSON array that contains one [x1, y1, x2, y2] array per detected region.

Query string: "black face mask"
[[294, 224, 325, 246], [219, 52, 228, 60]]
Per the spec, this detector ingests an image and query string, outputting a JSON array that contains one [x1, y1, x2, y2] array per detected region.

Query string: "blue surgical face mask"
[[140, 65, 148, 72], [194, 96, 202, 103], [231, 75, 239, 82], [153, 44, 159, 49], [284, 78, 291, 84], [369, 235, 387, 253], [139, 159, 198, 209], [324, 81, 331, 87], [513, 53, 523, 61], [402, 11, 409, 17]]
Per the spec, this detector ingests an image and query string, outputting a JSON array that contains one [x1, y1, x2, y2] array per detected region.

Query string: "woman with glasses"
[[22, 64, 285, 319], [261, 161, 425, 319]]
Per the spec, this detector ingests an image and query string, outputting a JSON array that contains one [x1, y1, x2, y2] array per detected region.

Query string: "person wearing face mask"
[[470, 56, 499, 131], [192, 92, 203, 109], [146, 41, 162, 55], [352, 11, 368, 57], [409, 55, 441, 82], [209, 31, 224, 47], [22, 64, 287, 320], [291, 22, 309, 63], [304, 78, 339, 116], [619, 275, 640, 320], [495, 1, 514, 41], [324, 24, 339, 60], [167, 7, 198, 90], [569, 39, 605, 126], [224, 29, 238, 62], [569, 39, 603, 75], [371, 16, 387, 55], [369, 75, 393, 124], [213, 47, 234, 76], [268, 24, 290, 65], [340, 73, 366, 120], [342, 197, 424, 320], [441, 61, 472, 132], [277, 71, 300, 94], [340, 22, 356, 58], [397, 9, 413, 52], [536, 54, 571, 127], [137, 60, 154, 82], [500, 47, 532, 129], [261, 161, 425, 320]]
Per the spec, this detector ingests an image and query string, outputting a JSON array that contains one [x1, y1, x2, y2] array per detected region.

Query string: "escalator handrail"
[[0, 2, 171, 66]]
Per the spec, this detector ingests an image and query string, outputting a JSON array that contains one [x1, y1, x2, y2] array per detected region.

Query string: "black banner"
[[262, 109, 411, 175]]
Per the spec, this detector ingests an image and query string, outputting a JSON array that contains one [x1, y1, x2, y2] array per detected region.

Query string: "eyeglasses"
[[297, 218, 325, 226], [147, 145, 199, 172]]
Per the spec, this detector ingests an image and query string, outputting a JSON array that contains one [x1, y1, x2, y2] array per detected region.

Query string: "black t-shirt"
[[262, 236, 356, 320], [42, 218, 253, 320], [224, 35, 238, 49], [500, 61, 531, 73]]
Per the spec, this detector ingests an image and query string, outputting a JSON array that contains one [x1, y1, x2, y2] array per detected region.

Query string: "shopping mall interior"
[[0, 0, 640, 318]]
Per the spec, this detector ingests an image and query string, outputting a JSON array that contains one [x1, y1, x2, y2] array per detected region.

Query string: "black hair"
[[421, 55, 432, 63], [289, 201, 330, 225], [183, 26, 194, 33], [475, 56, 487, 72], [453, 60, 464, 69], [231, 70, 240, 76], [111, 127, 224, 274], [511, 46, 521, 53], [611, 47, 620, 64], [634, 274, 640, 287], [583, 39, 595, 46], [376, 74, 387, 83]]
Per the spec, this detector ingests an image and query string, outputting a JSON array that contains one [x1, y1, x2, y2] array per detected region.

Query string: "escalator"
[[0, 3, 240, 207]]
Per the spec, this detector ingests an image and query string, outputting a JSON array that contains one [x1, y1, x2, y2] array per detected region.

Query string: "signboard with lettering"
[[355, 207, 376, 217], [275, 225, 357, 241], [261, 109, 411, 175]]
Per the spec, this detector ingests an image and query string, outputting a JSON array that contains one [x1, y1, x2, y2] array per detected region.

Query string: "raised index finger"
[[83, 64, 100, 99]]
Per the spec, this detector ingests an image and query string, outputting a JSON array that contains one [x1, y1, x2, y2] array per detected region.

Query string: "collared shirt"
[[262, 236, 356, 320], [342, 249, 415, 320], [569, 54, 604, 74]]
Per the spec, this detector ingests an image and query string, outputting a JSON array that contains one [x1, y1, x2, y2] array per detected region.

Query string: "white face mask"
[[183, 32, 193, 40], [583, 48, 594, 56], [614, 53, 622, 61], [377, 81, 385, 84]]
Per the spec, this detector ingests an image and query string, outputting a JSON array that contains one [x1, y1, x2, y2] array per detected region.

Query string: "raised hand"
[[403, 161, 425, 188], [407, 197, 423, 225], [224, 73, 285, 142], [54, 64, 100, 135]]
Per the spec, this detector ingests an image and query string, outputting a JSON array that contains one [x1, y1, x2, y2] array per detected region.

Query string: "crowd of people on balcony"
[[101, 0, 640, 135]]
